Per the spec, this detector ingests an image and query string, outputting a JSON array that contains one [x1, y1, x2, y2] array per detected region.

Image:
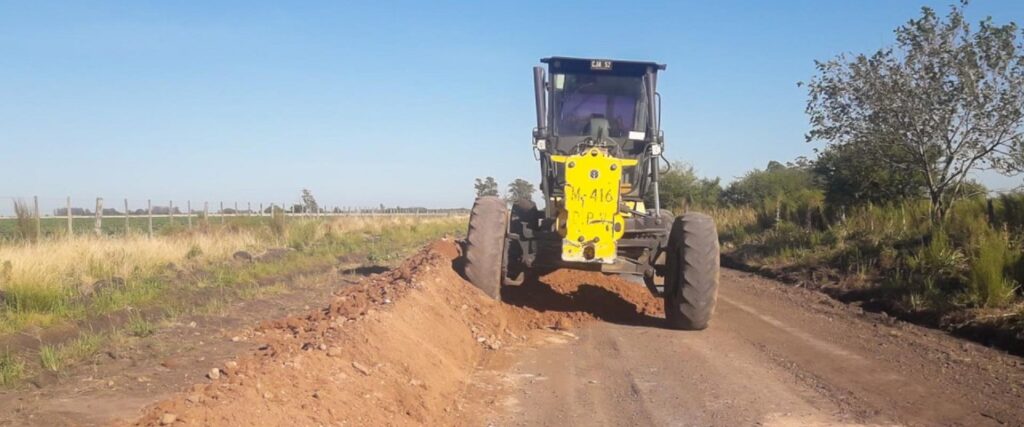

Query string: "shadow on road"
[[501, 275, 664, 328]]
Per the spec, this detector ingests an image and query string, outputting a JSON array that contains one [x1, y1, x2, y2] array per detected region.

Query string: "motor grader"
[[462, 57, 720, 330]]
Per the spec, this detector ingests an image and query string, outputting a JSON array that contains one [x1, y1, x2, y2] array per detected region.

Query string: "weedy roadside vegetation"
[[712, 196, 1024, 314], [0, 214, 465, 386]]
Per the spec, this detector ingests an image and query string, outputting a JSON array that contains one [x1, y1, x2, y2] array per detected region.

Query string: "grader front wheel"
[[664, 213, 720, 330], [462, 196, 508, 300]]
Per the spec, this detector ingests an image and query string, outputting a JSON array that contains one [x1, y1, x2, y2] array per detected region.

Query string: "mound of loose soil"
[[129, 240, 662, 426]]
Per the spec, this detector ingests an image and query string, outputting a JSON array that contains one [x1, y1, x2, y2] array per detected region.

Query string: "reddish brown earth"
[[4, 239, 1024, 426]]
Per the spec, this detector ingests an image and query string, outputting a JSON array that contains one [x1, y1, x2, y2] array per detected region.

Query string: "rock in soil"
[[232, 251, 254, 262], [159, 413, 177, 425], [553, 318, 574, 331], [208, 368, 221, 380], [351, 361, 371, 376]]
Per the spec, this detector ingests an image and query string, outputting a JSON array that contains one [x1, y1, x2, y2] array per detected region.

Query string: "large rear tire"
[[463, 196, 508, 300], [664, 212, 720, 330]]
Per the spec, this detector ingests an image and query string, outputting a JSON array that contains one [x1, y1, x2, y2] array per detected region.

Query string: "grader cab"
[[461, 57, 720, 330]]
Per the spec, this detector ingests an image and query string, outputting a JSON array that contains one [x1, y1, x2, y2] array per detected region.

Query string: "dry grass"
[[0, 231, 263, 330], [0, 215, 465, 333]]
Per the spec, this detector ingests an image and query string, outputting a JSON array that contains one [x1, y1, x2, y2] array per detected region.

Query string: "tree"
[[813, 143, 926, 207], [722, 160, 820, 207], [648, 163, 722, 210], [805, 2, 1024, 221], [506, 178, 536, 203], [474, 177, 499, 197], [301, 189, 318, 213], [723, 160, 824, 225]]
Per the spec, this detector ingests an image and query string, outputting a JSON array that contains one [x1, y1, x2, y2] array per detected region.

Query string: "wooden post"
[[187, 200, 193, 229], [247, 202, 251, 217], [33, 195, 41, 242], [124, 199, 130, 234], [259, 203, 264, 217], [94, 197, 103, 236], [147, 199, 153, 238], [234, 202, 238, 218], [169, 200, 174, 224], [220, 202, 225, 224], [204, 202, 209, 222], [66, 196, 72, 237]]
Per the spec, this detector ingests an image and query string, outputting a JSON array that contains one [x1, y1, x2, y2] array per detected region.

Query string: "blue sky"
[[1, 1, 1022, 211]]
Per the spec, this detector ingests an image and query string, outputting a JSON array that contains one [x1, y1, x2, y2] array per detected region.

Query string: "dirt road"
[[8, 240, 1023, 426], [482, 269, 1024, 427]]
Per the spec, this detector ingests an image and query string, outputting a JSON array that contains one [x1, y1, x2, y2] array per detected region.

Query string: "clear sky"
[[1, 1, 1022, 212]]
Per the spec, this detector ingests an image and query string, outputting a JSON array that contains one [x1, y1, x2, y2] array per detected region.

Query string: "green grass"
[[125, 313, 155, 338], [37, 331, 107, 373], [38, 345, 61, 372], [0, 349, 24, 387]]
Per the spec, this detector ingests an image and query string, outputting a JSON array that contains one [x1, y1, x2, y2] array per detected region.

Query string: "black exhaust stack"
[[533, 66, 547, 138], [645, 69, 662, 220]]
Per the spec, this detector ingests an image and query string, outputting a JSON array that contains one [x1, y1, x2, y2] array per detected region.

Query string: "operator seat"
[[584, 116, 611, 140]]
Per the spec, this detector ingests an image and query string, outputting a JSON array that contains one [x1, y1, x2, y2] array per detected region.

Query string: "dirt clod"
[[351, 361, 371, 376], [159, 413, 176, 425], [207, 368, 221, 380], [553, 318, 574, 331]]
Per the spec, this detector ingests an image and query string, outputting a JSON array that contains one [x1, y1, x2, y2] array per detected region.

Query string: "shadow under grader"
[[501, 274, 664, 328], [339, 265, 391, 276]]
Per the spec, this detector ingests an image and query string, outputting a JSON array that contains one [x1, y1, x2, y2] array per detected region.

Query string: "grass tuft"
[[0, 349, 24, 387], [125, 312, 155, 338]]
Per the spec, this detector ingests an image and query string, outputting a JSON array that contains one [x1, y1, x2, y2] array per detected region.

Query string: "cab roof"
[[541, 56, 666, 77]]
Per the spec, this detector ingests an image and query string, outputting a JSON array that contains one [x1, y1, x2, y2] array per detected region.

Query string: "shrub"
[[968, 229, 1019, 308], [12, 200, 37, 243]]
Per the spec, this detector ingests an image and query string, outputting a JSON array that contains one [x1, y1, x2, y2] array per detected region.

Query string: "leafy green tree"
[[649, 163, 722, 211], [301, 189, 318, 213], [812, 143, 926, 207], [506, 178, 536, 203], [723, 160, 824, 225], [722, 160, 819, 206], [474, 177, 499, 197], [805, 2, 1024, 221]]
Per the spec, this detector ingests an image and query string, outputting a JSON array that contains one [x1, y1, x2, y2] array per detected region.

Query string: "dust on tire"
[[462, 196, 508, 300], [664, 212, 720, 330]]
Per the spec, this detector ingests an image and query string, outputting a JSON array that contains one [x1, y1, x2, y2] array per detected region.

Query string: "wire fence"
[[0, 195, 469, 240]]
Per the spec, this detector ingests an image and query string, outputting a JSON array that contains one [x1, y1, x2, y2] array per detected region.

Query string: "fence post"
[[247, 202, 251, 217], [234, 202, 238, 218], [259, 203, 263, 217], [147, 199, 153, 238], [33, 195, 41, 242], [94, 197, 103, 236], [66, 196, 72, 237], [187, 200, 193, 229], [169, 200, 174, 224], [123, 199, 130, 234], [220, 202, 225, 224]]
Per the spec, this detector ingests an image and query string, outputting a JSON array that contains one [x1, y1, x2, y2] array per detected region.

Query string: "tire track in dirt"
[[126, 240, 616, 426], [124, 241, 1024, 426]]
